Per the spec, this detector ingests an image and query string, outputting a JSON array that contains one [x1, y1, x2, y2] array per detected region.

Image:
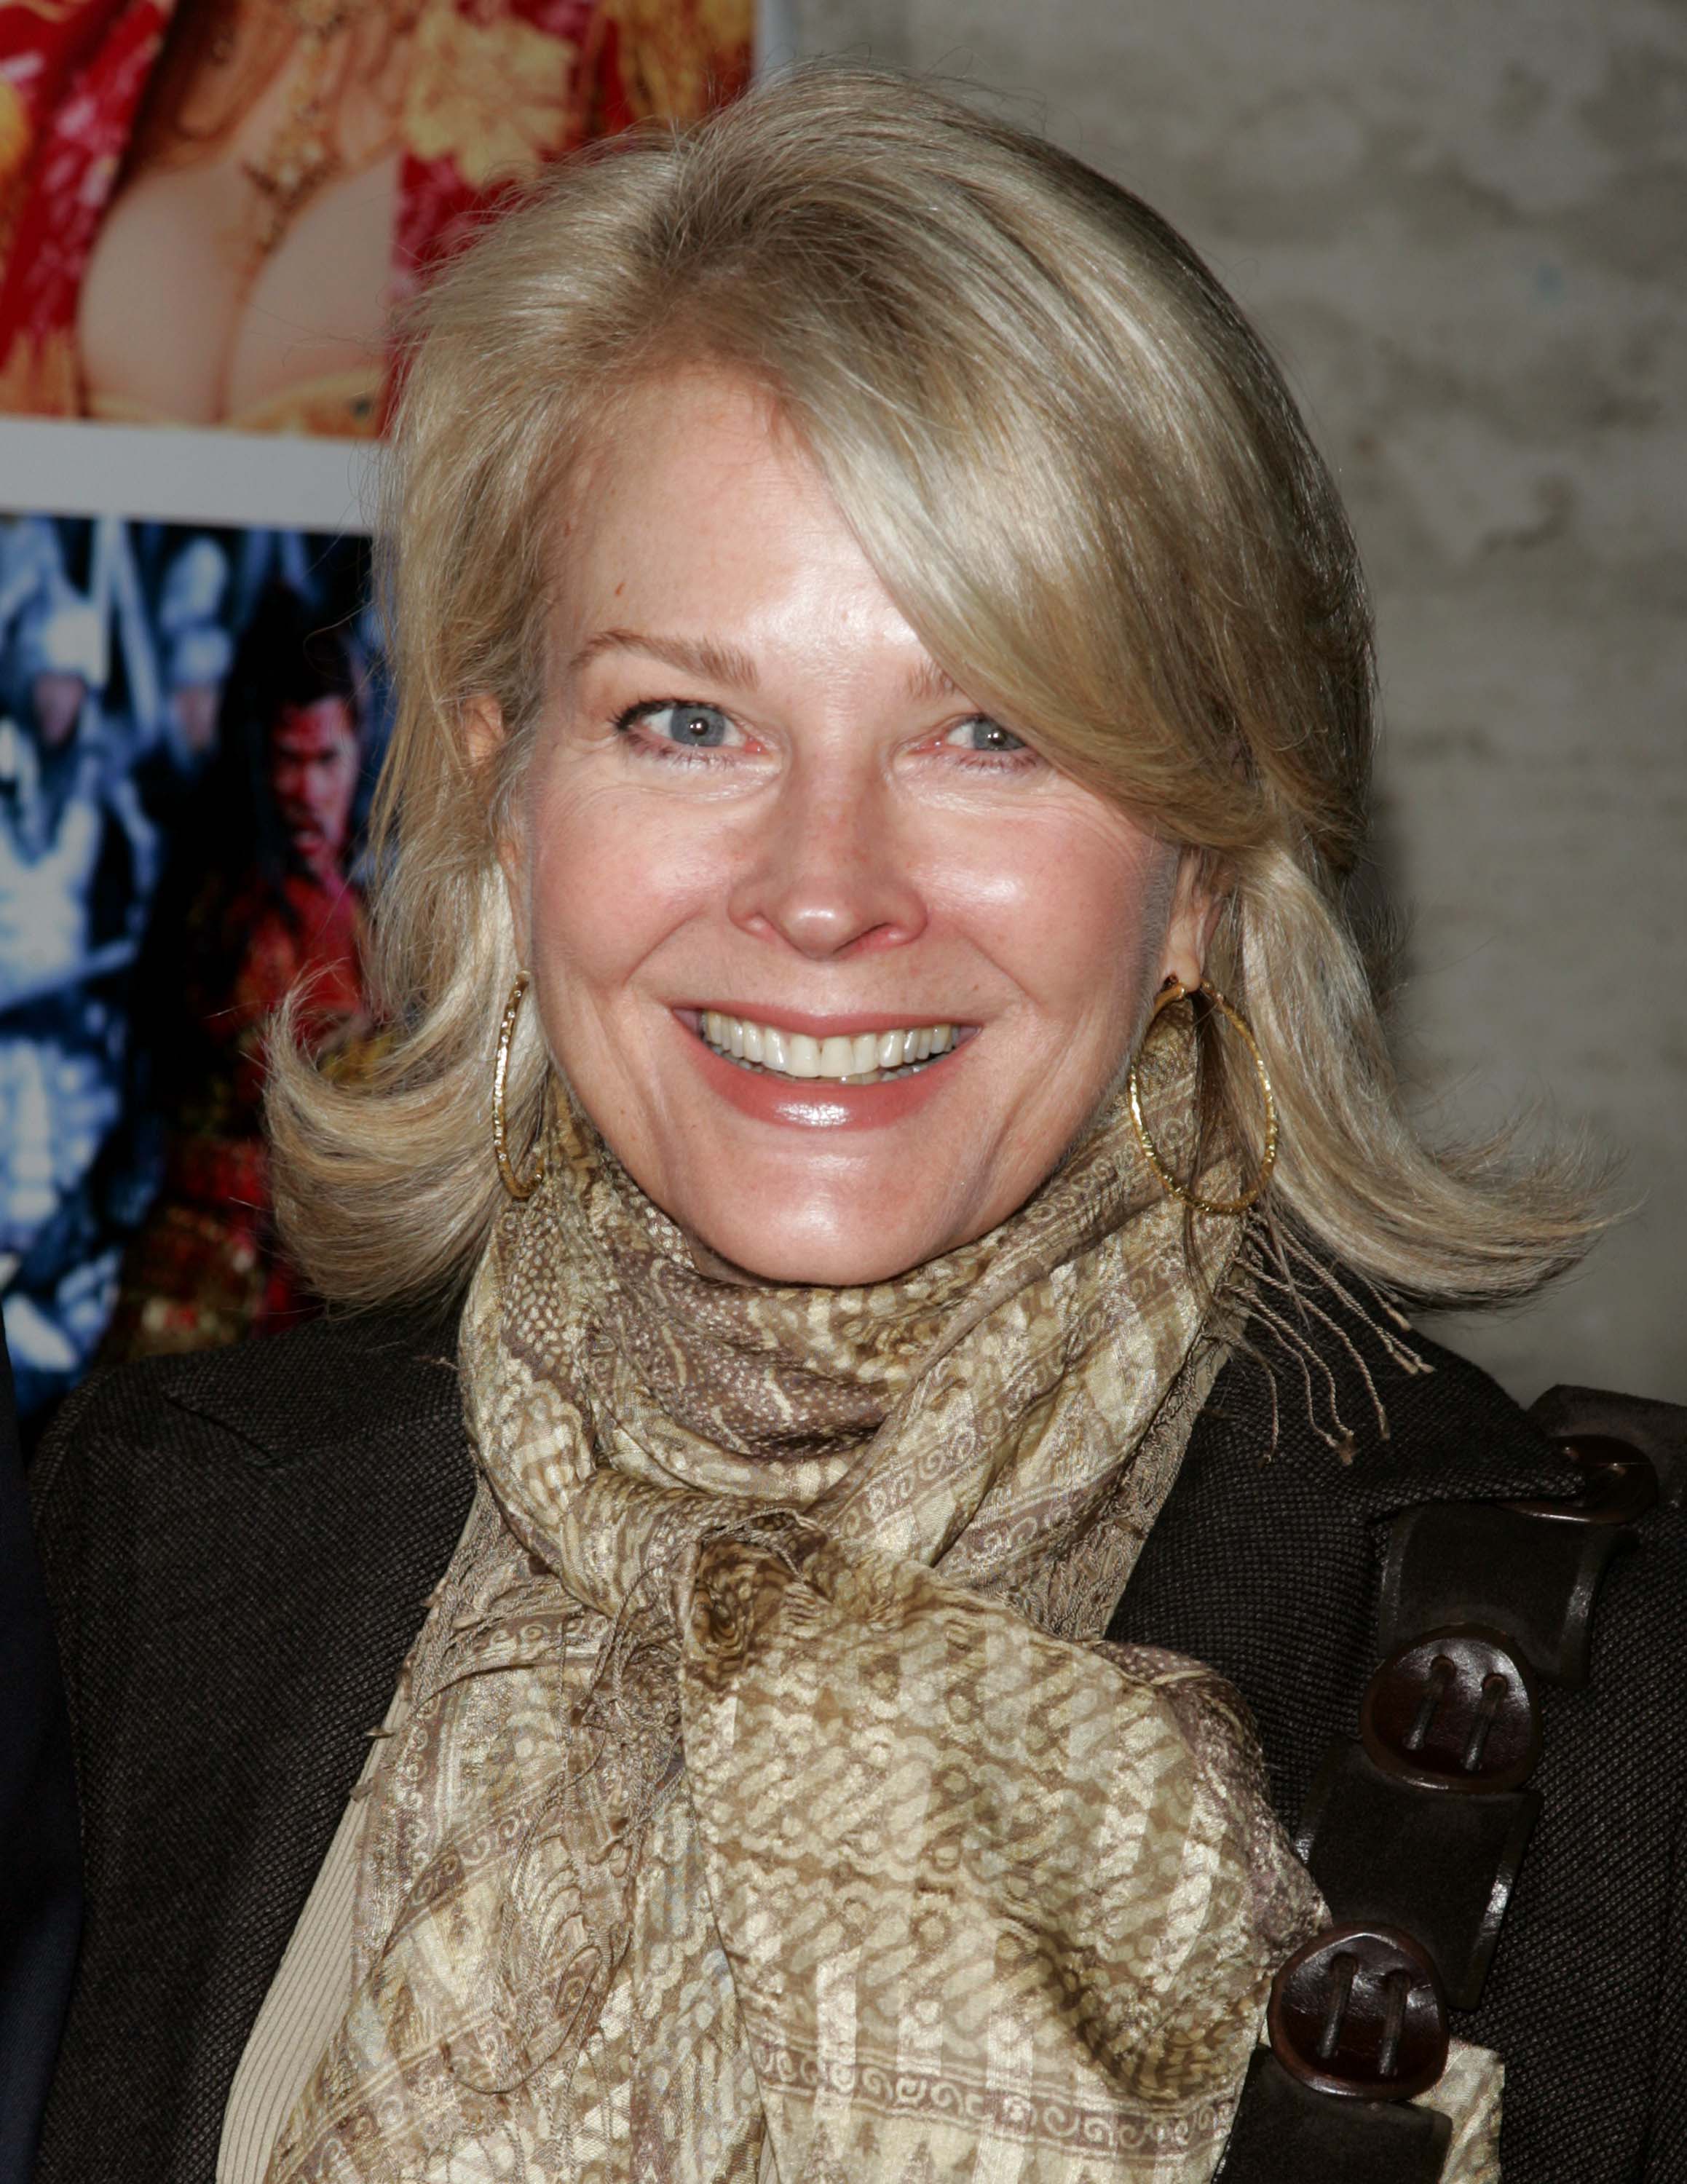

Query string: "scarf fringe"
[[1227, 1218, 1432, 1461]]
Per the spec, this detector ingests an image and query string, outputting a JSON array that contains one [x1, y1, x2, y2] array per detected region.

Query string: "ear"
[[1161, 850, 1226, 992], [465, 695, 531, 965]]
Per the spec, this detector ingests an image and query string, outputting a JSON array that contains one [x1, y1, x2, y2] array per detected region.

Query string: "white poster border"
[[0, 417, 379, 534]]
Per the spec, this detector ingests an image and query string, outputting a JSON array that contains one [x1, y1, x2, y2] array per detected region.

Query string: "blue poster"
[[0, 512, 382, 1431]]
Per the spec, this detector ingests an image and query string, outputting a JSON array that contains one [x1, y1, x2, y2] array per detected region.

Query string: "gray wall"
[[783, 0, 1686, 1403]]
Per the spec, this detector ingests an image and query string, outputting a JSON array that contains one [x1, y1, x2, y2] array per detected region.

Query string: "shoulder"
[[1142, 1263, 1603, 1653], [1143, 1262, 1687, 2183], [1115, 1259, 1621, 1813], [30, 1310, 477, 2181], [34, 1299, 462, 1484], [31, 1304, 473, 1673]]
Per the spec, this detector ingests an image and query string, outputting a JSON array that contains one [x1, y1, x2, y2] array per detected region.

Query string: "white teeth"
[[697, 1011, 964, 1083]]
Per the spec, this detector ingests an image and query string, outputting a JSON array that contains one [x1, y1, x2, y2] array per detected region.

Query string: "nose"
[[727, 754, 927, 960]]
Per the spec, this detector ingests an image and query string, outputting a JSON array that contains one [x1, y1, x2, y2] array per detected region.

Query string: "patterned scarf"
[[270, 1022, 1322, 2183]]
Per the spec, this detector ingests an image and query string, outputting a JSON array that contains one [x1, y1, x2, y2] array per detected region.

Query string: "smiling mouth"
[[682, 1009, 973, 1085]]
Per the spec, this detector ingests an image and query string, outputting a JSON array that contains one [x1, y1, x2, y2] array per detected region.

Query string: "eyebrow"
[[567, 629, 760, 688], [905, 657, 962, 703], [569, 628, 965, 705]]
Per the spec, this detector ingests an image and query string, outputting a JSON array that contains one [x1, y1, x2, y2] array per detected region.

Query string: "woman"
[[30, 64, 1685, 2184]]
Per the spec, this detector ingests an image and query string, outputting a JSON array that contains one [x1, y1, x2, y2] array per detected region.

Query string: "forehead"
[[272, 697, 355, 751], [556, 371, 925, 671]]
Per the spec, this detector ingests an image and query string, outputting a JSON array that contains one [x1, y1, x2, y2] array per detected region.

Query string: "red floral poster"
[[0, 0, 751, 432]]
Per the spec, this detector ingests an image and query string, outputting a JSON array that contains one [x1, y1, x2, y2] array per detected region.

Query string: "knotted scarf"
[[269, 1021, 1324, 2183]]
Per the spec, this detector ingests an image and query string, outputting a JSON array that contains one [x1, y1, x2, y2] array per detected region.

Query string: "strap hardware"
[[1232, 1405, 1667, 2174], [1508, 1434, 1659, 1527], [1219, 2049, 1453, 2182], [1267, 1923, 1449, 2102], [1376, 1500, 1637, 1689], [1359, 1624, 1541, 1795]]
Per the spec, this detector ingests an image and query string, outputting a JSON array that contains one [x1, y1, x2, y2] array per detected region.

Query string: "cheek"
[[524, 822, 616, 992], [936, 810, 1173, 1020], [519, 775, 701, 1000]]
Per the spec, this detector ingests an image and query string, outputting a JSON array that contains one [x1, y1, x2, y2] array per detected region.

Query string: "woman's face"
[[491, 373, 1212, 1286]]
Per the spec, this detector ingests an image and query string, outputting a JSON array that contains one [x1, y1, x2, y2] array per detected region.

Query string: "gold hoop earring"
[[492, 975, 546, 1201], [1127, 978, 1279, 1217]]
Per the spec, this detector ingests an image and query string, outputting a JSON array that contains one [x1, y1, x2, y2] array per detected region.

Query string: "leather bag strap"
[[1221, 1404, 1668, 2180]]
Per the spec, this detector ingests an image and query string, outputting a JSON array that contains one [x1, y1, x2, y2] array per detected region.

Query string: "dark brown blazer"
[[29, 1285, 1687, 2183]]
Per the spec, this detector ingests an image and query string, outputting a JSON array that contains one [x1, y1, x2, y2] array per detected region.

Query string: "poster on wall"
[[0, 0, 754, 435], [0, 510, 380, 1428]]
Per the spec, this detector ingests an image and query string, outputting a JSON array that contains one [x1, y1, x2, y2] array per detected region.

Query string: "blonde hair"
[[269, 63, 1603, 1310]]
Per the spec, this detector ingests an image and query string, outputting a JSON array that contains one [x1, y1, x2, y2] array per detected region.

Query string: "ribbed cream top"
[[216, 1772, 366, 2184], [217, 1499, 483, 2183]]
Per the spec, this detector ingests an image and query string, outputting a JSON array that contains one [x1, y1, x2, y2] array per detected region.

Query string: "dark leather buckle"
[[1377, 1501, 1634, 1687], [1295, 1739, 1538, 2009], [1529, 1383, 1687, 1506], [1359, 1623, 1541, 1794], [1509, 1434, 1659, 1526], [1268, 1923, 1449, 2102]]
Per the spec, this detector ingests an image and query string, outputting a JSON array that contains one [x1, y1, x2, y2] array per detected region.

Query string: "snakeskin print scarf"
[[270, 1022, 1322, 2183]]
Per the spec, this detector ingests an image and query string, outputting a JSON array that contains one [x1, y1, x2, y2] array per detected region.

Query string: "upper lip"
[[676, 1003, 974, 1037]]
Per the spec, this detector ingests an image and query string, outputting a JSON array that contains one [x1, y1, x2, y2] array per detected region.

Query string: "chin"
[[687, 1198, 965, 1289]]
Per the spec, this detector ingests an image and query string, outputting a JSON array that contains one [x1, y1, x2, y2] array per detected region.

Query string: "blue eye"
[[652, 701, 732, 748], [612, 697, 763, 769], [944, 716, 1027, 754]]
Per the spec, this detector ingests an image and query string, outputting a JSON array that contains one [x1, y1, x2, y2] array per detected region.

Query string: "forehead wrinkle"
[[569, 628, 761, 689]]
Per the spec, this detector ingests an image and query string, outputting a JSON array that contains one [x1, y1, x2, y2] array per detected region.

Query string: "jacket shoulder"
[[32, 1299, 462, 1495], [1120, 1262, 1687, 2184], [1113, 1264, 1590, 1811], [28, 1302, 472, 1724]]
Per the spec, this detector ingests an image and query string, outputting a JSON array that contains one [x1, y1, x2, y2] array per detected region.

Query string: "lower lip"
[[676, 1018, 968, 1131]]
